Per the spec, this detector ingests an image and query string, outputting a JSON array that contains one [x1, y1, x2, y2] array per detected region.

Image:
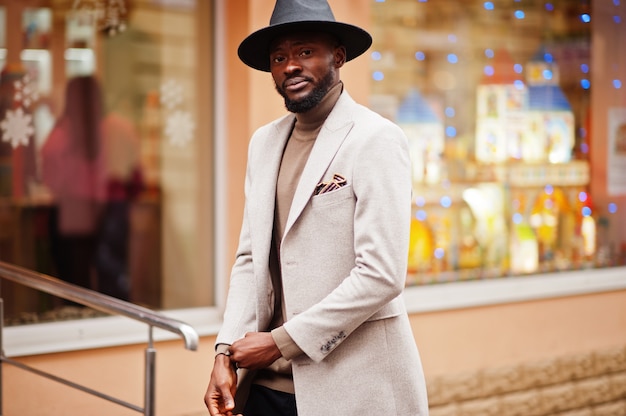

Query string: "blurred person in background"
[[42, 76, 142, 300], [42, 75, 107, 292]]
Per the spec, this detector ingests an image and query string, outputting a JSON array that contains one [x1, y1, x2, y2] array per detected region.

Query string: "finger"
[[205, 397, 224, 416], [206, 389, 234, 416], [220, 386, 236, 412]]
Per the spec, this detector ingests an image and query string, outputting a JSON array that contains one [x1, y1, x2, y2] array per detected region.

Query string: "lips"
[[283, 76, 310, 91]]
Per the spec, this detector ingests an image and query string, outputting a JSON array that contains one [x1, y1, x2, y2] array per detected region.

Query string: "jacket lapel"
[[249, 114, 295, 264], [283, 92, 355, 239]]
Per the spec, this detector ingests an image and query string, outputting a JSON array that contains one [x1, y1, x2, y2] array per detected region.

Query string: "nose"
[[284, 55, 302, 74]]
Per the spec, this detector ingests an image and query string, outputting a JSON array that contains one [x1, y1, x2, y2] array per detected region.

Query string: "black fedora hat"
[[238, 0, 372, 72]]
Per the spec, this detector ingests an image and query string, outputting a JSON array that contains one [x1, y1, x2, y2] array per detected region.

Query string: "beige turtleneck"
[[252, 81, 344, 394]]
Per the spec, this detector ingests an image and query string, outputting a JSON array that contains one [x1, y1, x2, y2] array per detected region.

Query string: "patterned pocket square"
[[314, 173, 347, 195]]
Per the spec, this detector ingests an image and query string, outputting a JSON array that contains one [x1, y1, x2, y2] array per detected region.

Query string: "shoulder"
[[248, 113, 295, 149], [251, 113, 293, 137], [42, 119, 69, 153]]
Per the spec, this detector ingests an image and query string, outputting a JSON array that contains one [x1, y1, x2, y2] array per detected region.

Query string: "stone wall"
[[427, 345, 626, 416]]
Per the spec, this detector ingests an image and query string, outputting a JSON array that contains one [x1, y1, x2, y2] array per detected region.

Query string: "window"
[[1, 0, 214, 326], [369, 0, 624, 285]]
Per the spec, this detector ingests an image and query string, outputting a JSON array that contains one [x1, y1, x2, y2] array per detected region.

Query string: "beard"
[[275, 69, 336, 113]]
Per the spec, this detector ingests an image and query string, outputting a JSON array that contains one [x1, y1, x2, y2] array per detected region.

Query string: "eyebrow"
[[270, 39, 313, 53]]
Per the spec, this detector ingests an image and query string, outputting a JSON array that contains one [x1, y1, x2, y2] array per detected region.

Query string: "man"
[[204, 1, 429, 415]]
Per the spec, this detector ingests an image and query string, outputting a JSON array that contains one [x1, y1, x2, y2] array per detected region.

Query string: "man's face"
[[269, 32, 346, 113]]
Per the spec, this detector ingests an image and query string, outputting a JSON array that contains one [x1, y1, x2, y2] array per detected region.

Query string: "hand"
[[229, 332, 283, 370], [204, 353, 241, 416]]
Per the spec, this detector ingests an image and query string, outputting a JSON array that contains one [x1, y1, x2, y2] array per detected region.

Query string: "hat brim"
[[237, 21, 372, 72]]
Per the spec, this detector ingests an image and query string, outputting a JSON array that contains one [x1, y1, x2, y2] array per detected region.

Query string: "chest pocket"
[[311, 184, 353, 208], [309, 185, 355, 231]]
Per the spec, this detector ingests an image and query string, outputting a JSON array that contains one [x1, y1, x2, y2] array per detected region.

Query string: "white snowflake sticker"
[[164, 110, 195, 147], [14, 74, 40, 108], [0, 108, 35, 148], [160, 79, 184, 111]]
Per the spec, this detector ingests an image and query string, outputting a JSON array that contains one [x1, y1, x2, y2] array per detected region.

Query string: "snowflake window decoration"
[[0, 108, 35, 149], [164, 110, 196, 147], [14, 74, 40, 109], [159, 79, 196, 147], [160, 79, 184, 111], [71, 0, 128, 36], [0, 73, 38, 148]]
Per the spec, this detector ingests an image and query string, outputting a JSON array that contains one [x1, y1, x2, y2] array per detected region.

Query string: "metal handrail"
[[0, 260, 200, 416]]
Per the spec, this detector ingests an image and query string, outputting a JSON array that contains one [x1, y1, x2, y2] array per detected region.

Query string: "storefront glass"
[[2, 0, 624, 328], [369, 0, 624, 285], [0, 0, 214, 325]]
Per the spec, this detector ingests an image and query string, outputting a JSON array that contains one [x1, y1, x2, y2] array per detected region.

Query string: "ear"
[[334, 45, 346, 68]]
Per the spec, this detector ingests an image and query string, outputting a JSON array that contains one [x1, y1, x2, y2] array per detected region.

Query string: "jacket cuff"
[[214, 343, 231, 356], [271, 326, 303, 361]]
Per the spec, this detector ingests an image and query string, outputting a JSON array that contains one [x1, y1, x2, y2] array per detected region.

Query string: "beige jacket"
[[216, 91, 429, 415]]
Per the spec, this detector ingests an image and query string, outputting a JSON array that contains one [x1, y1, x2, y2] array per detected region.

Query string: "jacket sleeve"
[[215, 140, 259, 346]]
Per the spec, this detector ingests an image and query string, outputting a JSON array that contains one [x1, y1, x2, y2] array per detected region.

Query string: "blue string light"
[[581, 143, 589, 154], [416, 210, 427, 221]]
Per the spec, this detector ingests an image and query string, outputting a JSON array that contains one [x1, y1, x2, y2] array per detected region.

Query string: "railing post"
[[144, 326, 156, 416]]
